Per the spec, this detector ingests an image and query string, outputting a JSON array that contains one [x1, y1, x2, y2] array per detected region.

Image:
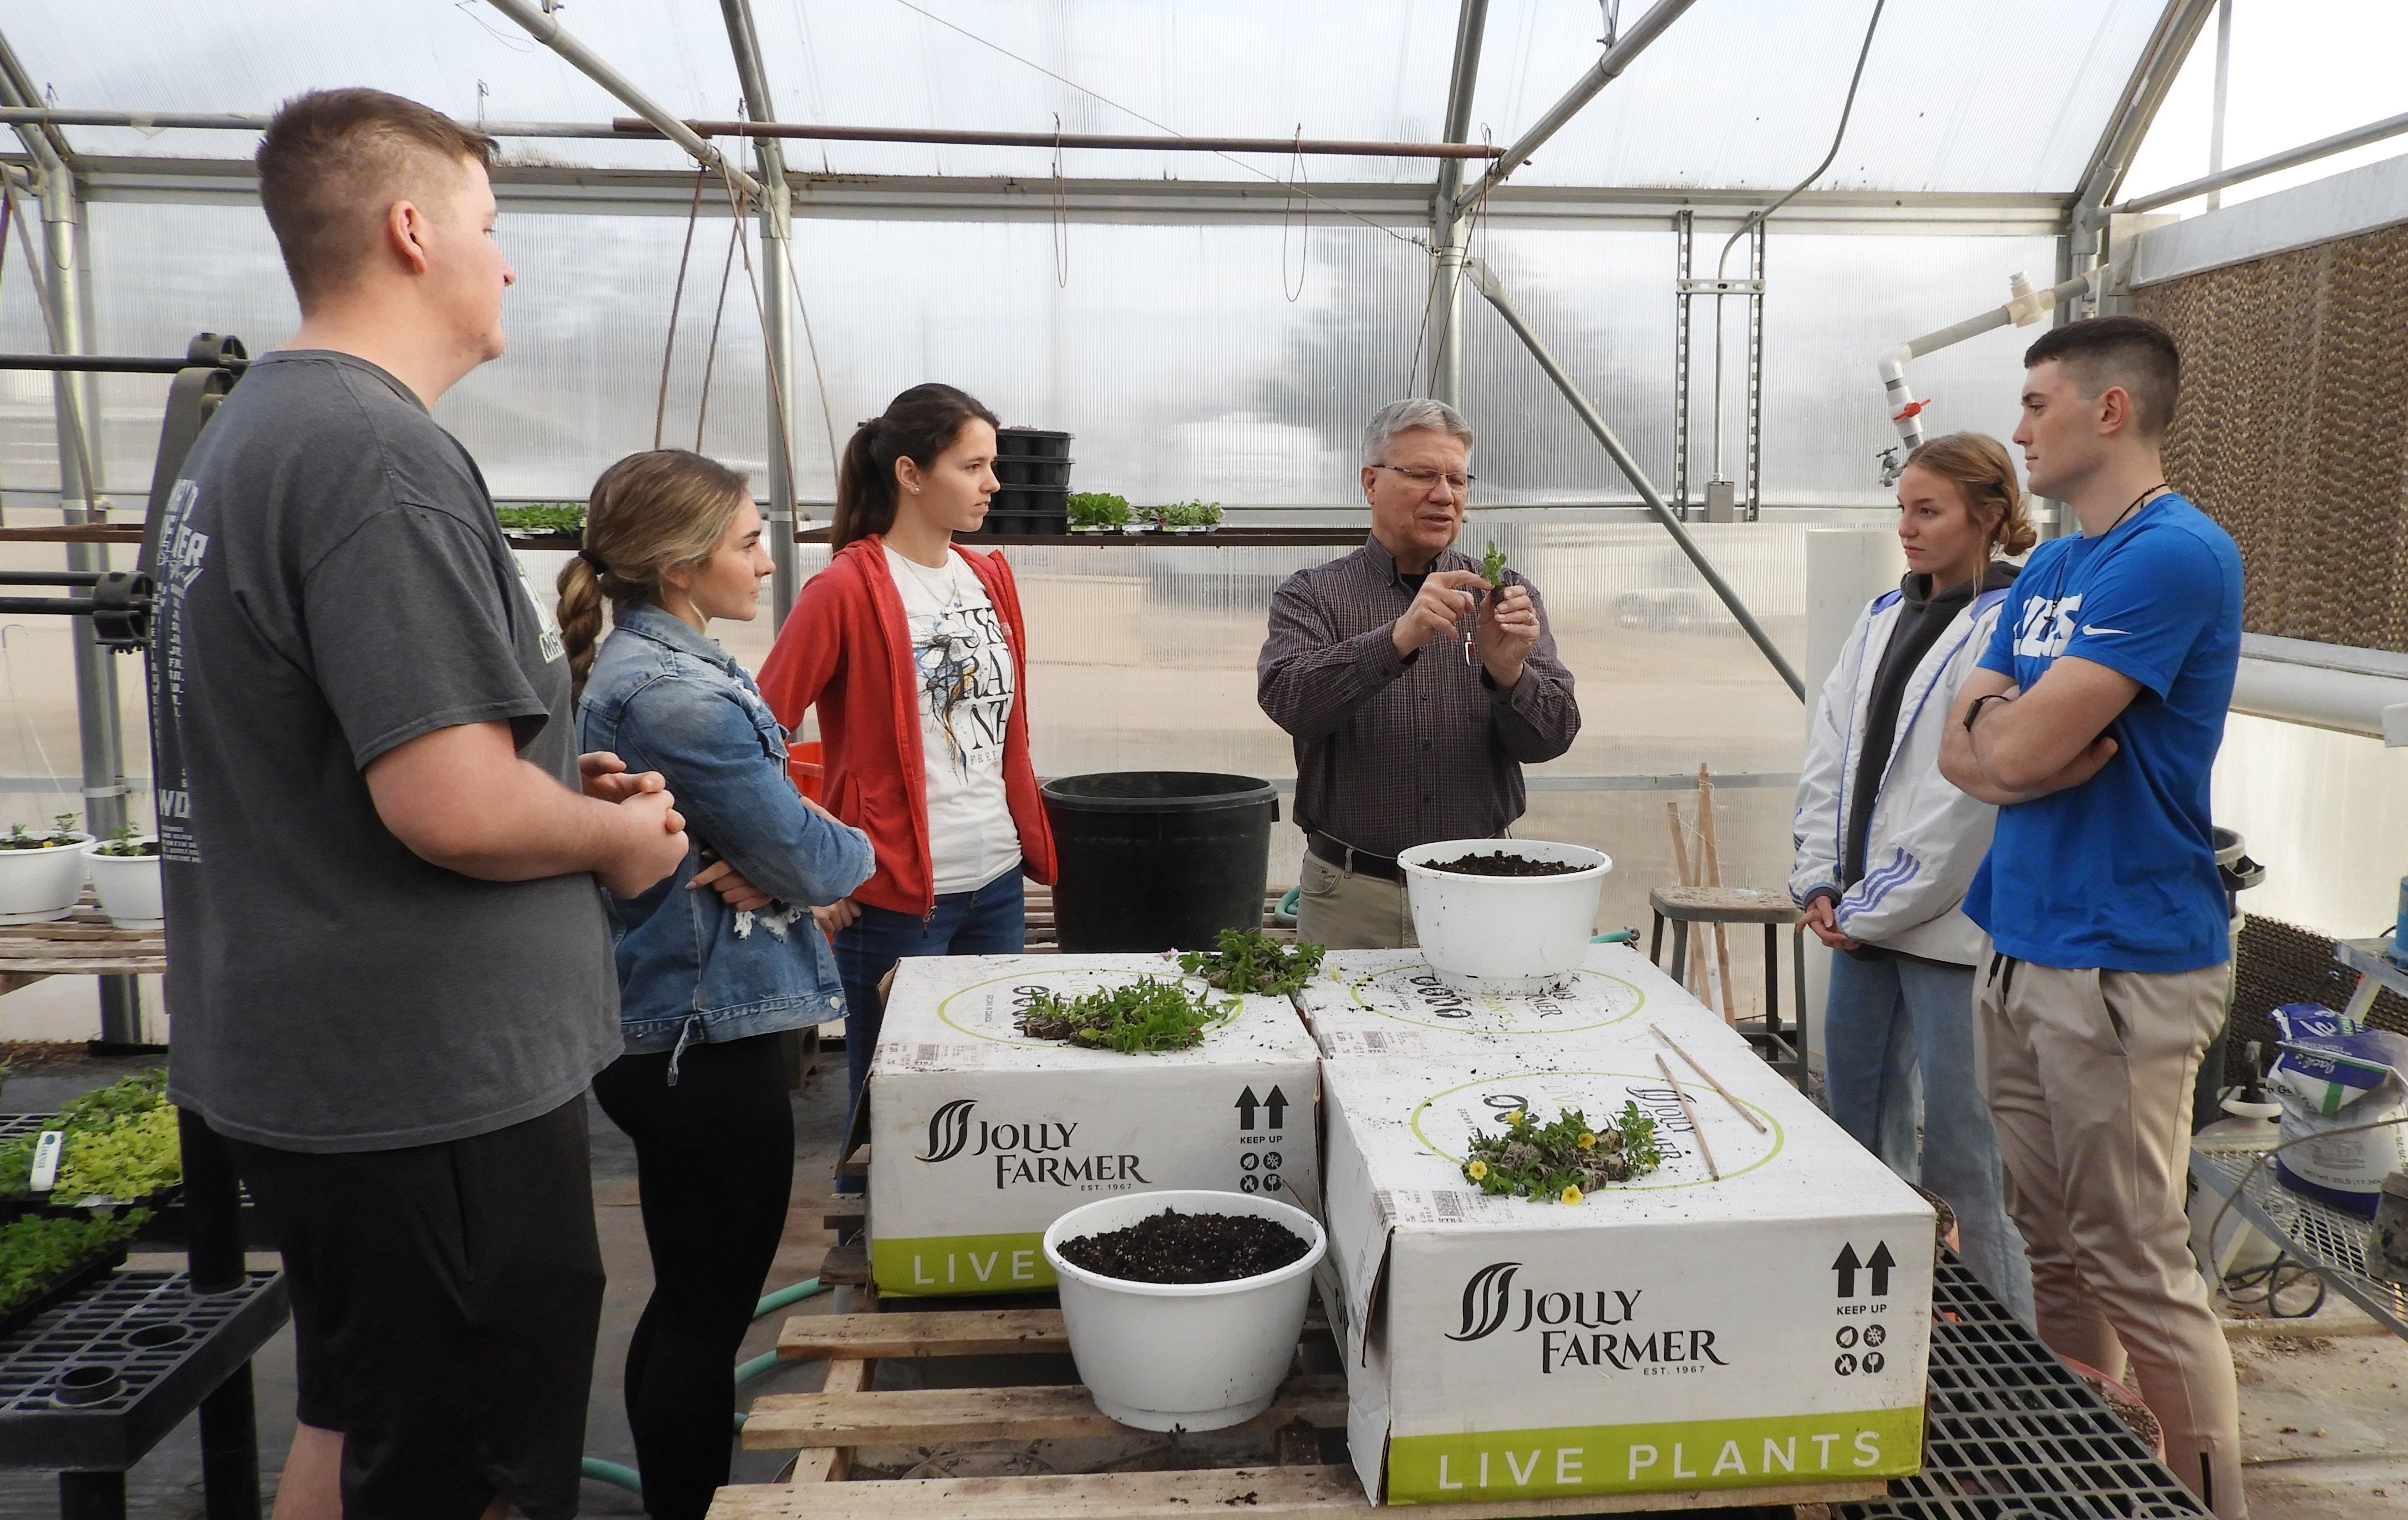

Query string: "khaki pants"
[[1295, 852, 1418, 951], [1977, 955, 2244, 1519]]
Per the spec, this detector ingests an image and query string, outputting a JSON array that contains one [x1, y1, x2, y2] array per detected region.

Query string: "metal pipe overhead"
[[1464, 258, 1805, 698], [717, 0, 801, 630], [0, 107, 631, 139], [2071, 0, 2218, 234], [1424, 0, 1491, 407], [1451, 0, 1699, 221], [2115, 108, 2408, 214], [613, 117, 1506, 159], [480, 0, 764, 201]]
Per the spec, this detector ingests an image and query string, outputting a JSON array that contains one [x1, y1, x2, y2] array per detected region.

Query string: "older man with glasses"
[[1257, 398, 1581, 949]]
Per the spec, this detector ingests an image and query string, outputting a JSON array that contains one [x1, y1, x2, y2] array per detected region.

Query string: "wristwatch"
[[1964, 693, 2012, 732]]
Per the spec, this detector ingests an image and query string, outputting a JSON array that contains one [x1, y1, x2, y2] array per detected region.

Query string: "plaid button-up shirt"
[[1256, 539, 1579, 860]]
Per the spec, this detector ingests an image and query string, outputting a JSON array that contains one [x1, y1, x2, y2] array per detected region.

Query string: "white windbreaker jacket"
[[1789, 580, 2012, 966]]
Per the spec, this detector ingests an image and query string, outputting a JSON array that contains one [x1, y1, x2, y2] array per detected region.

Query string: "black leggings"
[[592, 1032, 795, 1520]]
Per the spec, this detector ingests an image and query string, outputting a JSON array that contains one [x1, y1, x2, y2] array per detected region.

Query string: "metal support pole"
[[197, 1367, 262, 1520], [1424, 0, 1489, 407], [1466, 259, 1804, 698], [2206, 0, 2232, 212], [718, 0, 801, 625]]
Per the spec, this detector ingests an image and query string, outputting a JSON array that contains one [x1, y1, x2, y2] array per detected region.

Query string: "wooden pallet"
[[0, 898, 164, 997], [1020, 886, 1291, 954], [713, 1306, 1886, 1520]]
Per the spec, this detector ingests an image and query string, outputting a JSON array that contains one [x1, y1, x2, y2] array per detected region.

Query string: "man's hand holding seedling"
[[1390, 569, 1490, 659], [1476, 580, 1540, 690]]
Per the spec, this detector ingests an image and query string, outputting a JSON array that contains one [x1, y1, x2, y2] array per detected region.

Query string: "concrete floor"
[[1, 1045, 2403, 1518]]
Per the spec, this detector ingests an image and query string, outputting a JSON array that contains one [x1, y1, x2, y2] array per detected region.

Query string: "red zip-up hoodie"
[[758, 534, 1058, 918]]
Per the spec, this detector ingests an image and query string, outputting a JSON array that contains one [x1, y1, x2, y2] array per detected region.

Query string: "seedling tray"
[[0, 1243, 126, 1342], [0, 1268, 288, 1470], [0, 1113, 182, 1225]]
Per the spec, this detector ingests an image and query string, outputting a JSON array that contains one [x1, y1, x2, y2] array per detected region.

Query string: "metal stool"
[[1648, 885, 1810, 1091]]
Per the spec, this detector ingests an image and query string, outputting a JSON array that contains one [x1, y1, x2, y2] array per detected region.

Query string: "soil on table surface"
[[1058, 1208, 1309, 1285], [1423, 849, 1585, 878]]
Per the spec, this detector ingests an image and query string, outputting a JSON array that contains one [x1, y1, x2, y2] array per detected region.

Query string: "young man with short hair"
[[1939, 315, 2245, 1517], [154, 89, 689, 1520]]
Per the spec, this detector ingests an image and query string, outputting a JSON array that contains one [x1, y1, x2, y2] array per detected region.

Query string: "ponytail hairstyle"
[[557, 448, 750, 696], [831, 382, 1001, 553], [1903, 432, 2039, 559]]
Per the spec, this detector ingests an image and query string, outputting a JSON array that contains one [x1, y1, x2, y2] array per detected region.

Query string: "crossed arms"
[[1938, 656, 2139, 805]]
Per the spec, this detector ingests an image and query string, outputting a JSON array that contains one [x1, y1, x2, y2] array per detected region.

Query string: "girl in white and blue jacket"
[[1791, 432, 2036, 1324]]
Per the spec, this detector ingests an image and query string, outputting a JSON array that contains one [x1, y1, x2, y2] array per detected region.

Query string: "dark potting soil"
[[1423, 849, 1584, 878], [1058, 1208, 1309, 1285]]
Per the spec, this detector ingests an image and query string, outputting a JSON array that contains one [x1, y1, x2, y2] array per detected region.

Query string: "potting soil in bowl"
[[1421, 850, 1589, 878], [862, 954, 1322, 1298], [1396, 838, 1609, 996], [1057, 1205, 1312, 1283]]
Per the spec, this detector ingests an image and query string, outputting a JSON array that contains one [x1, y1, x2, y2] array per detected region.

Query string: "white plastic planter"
[[1043, 1189, 1326, 1432], [0, 834, 92, 924], [1395, 838, 1611, 996], [83, 839, 163, 930]]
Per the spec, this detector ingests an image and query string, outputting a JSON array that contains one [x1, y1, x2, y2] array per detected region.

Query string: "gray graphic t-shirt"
[[153, 351, 618, 1152]]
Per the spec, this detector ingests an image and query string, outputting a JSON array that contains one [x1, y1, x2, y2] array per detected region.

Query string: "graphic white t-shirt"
[[884, 546, 1022, 893]]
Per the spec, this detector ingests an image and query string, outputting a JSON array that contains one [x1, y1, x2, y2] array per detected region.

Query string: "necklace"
[[892, 546, 961, 606], [2097, 482, 2167, 538]]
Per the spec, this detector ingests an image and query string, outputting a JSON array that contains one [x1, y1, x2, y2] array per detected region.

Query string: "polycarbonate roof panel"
[[1468, 0, 2165, 194]]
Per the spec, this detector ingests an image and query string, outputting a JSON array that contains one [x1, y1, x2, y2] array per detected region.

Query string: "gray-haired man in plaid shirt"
[[1257, 399, 1581, 949]]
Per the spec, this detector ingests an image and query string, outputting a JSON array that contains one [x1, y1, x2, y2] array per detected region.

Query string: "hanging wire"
[[705, 164, 805, 517], [1714, 0, 1887, 280], [1280, 126, 1308, 303], [1050, 114, 1069, 288], [694, 212, 744, 451], [655, 165, 710, 450]]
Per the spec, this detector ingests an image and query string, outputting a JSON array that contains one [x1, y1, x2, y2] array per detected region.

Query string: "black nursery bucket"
[[1040, 772, 1279, 953]]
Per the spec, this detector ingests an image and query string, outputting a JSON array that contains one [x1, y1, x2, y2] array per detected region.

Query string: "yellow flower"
[[1466, 1159, 1489, 1180], [1560, 1184, 1584, 1205], [1576, 1132, 1597, 1150], [1507, 1109, 1529, 1127]]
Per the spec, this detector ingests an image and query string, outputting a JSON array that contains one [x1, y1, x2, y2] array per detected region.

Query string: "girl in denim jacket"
[[561, 449, 873, 1520]]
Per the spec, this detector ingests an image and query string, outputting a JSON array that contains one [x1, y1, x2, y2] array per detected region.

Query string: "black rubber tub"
[[1041, 772, 1278, 953]]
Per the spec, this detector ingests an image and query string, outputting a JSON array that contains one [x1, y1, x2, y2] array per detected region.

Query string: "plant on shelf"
[[1144, 500, 1223, 531], [0, 1210, 152, 1319], [494, 502, 586, 536], [1015, 976, 1236, 1053], [54, 1105, 182, 1203], [93, 824, 160, 859], [1460, 1101, 1662, 1203], [1067, 492, 1132, 530], [1177, 929, 1325, 996], [0, 1070, 177, 1200], [2, 814, 82, 851]]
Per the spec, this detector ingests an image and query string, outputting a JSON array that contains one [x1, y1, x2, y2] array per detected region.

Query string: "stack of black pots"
[[979, 427, 1071, 536]]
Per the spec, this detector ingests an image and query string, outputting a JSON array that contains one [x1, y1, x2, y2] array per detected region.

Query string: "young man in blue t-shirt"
[[1939, 315, 2244, 1518]]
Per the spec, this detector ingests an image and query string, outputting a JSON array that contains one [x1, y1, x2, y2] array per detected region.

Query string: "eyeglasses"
[[1370, 463, 1475, 494]]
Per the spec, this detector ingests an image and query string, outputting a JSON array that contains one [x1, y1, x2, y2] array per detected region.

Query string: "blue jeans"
[[832, 869, 1027, 1194], [1825, 950, 2035, 1325]]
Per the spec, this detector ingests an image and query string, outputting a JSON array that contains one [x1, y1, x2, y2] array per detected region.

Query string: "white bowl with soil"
[[83, 837, 164, 930], [1042, 1190, 1325, 1432], [0, 830, 93, 924], [1395, 837, 1611, 995]]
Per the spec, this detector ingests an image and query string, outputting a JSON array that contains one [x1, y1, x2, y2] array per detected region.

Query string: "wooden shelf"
[[0, 525, 143, 545]]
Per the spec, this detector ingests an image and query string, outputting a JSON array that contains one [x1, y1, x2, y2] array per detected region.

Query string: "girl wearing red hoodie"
[[758, 383, 1058, 1117]]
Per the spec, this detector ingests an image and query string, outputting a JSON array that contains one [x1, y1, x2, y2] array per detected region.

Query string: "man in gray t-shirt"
[[154, 89, 689, 1520]]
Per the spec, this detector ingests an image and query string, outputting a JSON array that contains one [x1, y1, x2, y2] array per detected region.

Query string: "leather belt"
[[1308, 831, 1403, 883]]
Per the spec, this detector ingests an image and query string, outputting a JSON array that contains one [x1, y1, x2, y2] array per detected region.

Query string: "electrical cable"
[[1713, 0, 1888, 280], [2198, 1112, 2408, 1306], [655, 165, 710, 451]]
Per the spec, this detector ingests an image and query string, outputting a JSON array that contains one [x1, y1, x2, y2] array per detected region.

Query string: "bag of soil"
[[2264, 1004, 2408, 1218]]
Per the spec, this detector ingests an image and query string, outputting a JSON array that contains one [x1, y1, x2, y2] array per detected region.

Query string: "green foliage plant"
[[0, 1070, 177, 1199], [1067, 492, 1132, 529], [1460, 1101, 1662, 1204], [1177, 929, 1325, 996], [94, 824, 160, 858], [494, 503, 587, 535], [0, 1210, 151, 1317], [1015, 976, 1235, 1053], [3, 814, 82, 850]]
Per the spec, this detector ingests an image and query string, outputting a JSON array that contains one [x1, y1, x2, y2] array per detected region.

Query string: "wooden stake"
[[1650, 1022, 1768, 1133], [1665, 800, 1707, 996], [1657, 1052, 1720, 1179], [1696, 763, 1735, 1026]]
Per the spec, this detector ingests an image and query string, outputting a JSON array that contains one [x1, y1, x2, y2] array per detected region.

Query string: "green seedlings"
[[494, 503, 587, 535], [1068, 492, 1132, 530], [0, 1211, 152, 1318], [94, 824, 160, 859], [1481, 541, 1509, 603], [0, 1070, 176, 1199], [1177, 929, 1325, 996], [54, 1106, 182, 1203], [2, 814, 82, 850], [1015, 976, 1236, 1053], [1144, 501, 1223, 530], [1460, 1101, 1662, 1204]]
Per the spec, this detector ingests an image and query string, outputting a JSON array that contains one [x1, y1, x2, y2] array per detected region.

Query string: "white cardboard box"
[[1295, 944, 1715, 1059], [1320, 1038, 1932, 1506], [865, 954, 1322, 1298]]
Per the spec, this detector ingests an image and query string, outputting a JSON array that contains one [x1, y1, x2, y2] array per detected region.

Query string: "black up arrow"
[[1866, 1242, 1896, 1297], [1264, 1086, 1289, 1131], [1236, 1087, 1261, 1131], [1832, 1243, 1862, 1298]]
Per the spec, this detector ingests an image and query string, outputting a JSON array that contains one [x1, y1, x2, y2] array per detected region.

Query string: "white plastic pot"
[[1396, 837, 1612, 995], [83, 839, 163, 930], [1043, 1189, 1325, 1432], [0, 834, 92, 924]]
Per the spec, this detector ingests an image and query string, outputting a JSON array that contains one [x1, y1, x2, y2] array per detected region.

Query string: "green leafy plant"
[[1067, 492, 1132, 529], [1460, 1101, 1662, 1204], [54, 1105, 181, 1202], [1145, 500, 1223, 530], [2, 814, 82, 851], [1015, 976, 1235, 1053], [1177, 929, 1325, 996], [93, 824, 160, 859], [1481, 541, 1508, 600], [0, 1210, 151, 1318], [494, 502, 587, 535], [0, 1070, 175, 1199]]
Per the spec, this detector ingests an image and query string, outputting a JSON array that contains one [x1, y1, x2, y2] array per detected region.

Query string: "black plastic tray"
[[996, 457, 1074, 488], [996, 427, 1071, 460], [0, 1243, 126, 1344]]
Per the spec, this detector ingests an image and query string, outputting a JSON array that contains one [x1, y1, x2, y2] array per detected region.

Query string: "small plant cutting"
[[93, 824, 159, 859], [3, 814, 82, 850], [1015, 976, 1235, 1053], [1177, 929, 1324, 996], [1460, 1101, 1662, 1203], [0, 1070, 178, 1201], [1067, 492, 1132, 530], [494, 502, 586, 535], [0, 1210, 151, 1320]]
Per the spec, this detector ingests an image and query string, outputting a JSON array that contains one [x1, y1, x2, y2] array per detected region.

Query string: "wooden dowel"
[[1650, 1022, 1768, 1134], [1665, 801, 1707, 995], [1657, 1053, 1720, 1179], [1696, 764, 1735, 1025]]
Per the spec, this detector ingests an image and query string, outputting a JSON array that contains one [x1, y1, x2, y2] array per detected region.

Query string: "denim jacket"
[[578, 602, 876, 1074]]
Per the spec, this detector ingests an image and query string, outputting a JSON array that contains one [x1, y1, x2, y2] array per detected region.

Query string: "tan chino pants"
[[1977, 955, 2244, 1519], [1294, 852, 1418, 951]]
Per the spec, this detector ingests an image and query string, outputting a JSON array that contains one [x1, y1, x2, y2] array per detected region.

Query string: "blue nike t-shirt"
[[1962, 493, 2243, 972]]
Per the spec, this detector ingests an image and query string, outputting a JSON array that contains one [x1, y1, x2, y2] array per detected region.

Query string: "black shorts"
[[223, 1097, 605, 1520]]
